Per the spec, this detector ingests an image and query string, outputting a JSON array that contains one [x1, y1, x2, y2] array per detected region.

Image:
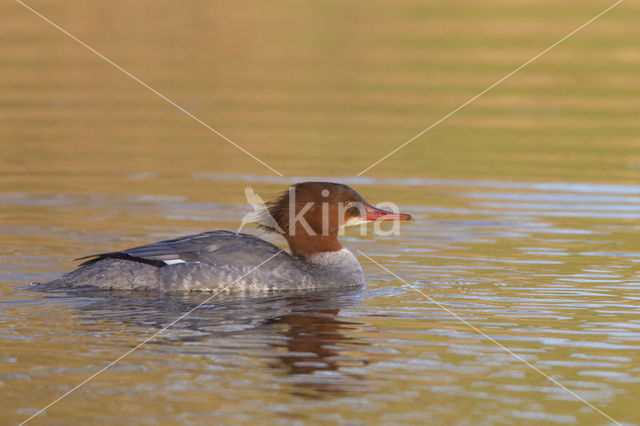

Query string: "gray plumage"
[[41, 231, 363, 293]]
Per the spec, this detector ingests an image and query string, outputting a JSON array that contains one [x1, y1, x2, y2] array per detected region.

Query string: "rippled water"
[[2, 175, 640, 424], [3, 0, 639, 423]]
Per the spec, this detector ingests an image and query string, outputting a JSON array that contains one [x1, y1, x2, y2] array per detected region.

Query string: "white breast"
[[306, 248, 363, 285]]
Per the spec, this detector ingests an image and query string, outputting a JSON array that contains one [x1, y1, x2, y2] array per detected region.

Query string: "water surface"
[[2, 176, 640, 424], [2, 0, 639, 424]]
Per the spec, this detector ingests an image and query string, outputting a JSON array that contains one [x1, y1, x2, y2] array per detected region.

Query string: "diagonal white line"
[[18, 250, 283, 425], [356, 249, 621, 425], [15, 0, 283, 177], [356, 0, 625, 176]]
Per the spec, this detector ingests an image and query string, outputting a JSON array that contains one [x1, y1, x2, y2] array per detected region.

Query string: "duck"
[[40, 182, 412, 293]]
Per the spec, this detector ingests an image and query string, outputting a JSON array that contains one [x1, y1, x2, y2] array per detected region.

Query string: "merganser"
[[40, 182, 412, 293]]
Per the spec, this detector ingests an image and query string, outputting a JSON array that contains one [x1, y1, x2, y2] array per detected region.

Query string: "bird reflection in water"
[[263, 296, 370, 394], [47, 286, 370, 395]]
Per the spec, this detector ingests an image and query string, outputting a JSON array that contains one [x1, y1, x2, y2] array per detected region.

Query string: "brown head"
[[258, 182, 412, 259]]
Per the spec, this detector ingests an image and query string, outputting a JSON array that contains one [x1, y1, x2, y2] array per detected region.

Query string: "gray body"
[[42, 231, 363, 293]]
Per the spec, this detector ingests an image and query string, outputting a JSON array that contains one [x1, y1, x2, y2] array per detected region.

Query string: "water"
[[2, 0, 639, 423], [2, 175, 639, 424]]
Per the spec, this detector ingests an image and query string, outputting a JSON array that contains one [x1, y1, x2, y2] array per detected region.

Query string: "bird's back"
[[40, 231, 361, 293]]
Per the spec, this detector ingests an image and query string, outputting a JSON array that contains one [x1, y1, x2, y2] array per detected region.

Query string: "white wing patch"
[[164, 259, 186, 265]]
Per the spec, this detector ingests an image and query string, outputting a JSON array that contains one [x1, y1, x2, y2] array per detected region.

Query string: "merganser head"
[[258, 182, 412, 259]]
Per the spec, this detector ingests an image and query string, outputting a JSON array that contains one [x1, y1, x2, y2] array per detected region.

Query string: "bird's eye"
[[345, 201, 353, 208]]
